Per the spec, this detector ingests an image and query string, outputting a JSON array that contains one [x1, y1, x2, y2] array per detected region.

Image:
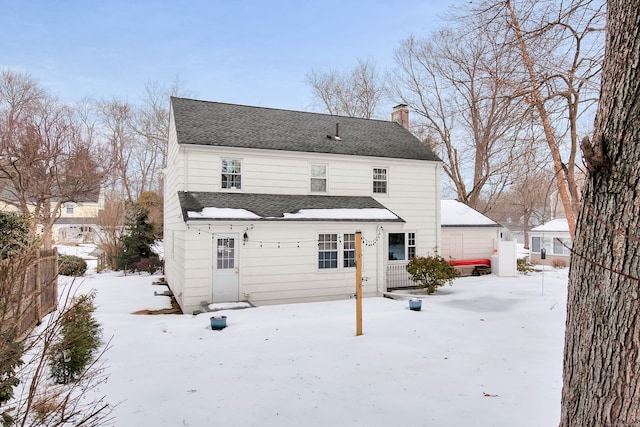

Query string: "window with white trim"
[[343, 233, 356, 268], [317, 233, 358, 270], [407, 232, 416, 259], [318, 233, 338, 269], [531, 236, 541, 253], [553, 237, 572, 255], [310, 164, 327, 192], [65, 203, 75, 215], [373, 168, 387, 194], [221, 159, 242, 189], [388, 232, 417, 261]]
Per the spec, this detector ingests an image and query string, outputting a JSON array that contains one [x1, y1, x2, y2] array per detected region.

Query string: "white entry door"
[[212, 234, 239, 302]]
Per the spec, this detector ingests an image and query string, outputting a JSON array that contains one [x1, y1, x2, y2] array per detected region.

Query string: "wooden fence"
[[2, 248, 59, 338]]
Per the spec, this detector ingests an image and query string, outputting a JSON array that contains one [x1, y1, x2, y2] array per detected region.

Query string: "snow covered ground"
[[58, 245, 568, 426]]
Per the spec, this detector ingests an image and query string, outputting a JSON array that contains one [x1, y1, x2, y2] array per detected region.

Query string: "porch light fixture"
[[243, 231, 249, 243]]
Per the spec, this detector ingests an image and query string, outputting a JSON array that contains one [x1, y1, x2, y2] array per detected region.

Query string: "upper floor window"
[[65, 203, 75, 215], [310, 164, 327, 192], [373, 168, 387, 194], [221, 159, 242, 189]]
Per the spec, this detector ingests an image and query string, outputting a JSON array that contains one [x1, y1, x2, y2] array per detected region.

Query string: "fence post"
[[35, 250, 42, 322]]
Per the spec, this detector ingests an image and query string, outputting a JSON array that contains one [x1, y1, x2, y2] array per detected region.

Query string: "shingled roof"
[[171, 97, 441, 161], [178, 191, 404, 222]]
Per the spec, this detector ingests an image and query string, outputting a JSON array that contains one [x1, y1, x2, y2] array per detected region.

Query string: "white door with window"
[[212, 234, 239, 302]]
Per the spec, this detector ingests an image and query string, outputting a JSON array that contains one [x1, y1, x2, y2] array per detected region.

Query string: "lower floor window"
[[318, 234, 338, 269], [553, 237, 572, 255], [531, 236, 541, 253], [318, 233, 357, 269], [388, 232, 417, 261], [343, 233, 356, 268]]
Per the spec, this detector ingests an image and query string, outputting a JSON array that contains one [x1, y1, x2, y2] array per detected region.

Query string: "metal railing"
[[386, 262, 419, 290]]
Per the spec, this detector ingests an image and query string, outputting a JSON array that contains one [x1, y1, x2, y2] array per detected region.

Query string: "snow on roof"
[[440, 199, 500, 227], [531, 218, 569, 232], [187, 207, 261, 219], [187, 207, 398, 221], [282, 208, 398, 220]]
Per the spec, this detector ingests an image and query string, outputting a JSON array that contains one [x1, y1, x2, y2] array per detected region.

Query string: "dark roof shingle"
[[171, 97, 441, 161], [178, 192, 404, 222]]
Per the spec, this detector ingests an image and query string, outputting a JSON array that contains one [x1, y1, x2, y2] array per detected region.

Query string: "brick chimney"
[[391, 104, 409, 129]]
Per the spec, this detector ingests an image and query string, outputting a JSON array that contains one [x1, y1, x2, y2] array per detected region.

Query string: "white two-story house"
[[164, 97, 442, 314]]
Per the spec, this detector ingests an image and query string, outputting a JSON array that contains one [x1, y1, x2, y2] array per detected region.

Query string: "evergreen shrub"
[[49, 293, 102, 384], [58, 254, 87, 277], [406, 254, 460, 294]]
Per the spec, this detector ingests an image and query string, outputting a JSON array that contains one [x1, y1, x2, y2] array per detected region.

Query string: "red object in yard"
[[448, 258, 491, 267]]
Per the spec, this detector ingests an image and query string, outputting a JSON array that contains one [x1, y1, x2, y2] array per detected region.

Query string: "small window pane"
[[216, 238, 235, 269], [343, 233, 356, 268], [407, 232, 416, 259]]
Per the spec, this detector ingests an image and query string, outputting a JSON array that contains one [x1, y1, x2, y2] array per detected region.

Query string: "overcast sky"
[[2, 0, 454, 116]]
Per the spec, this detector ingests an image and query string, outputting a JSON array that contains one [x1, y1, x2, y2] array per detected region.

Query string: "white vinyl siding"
[[440, 227, 500, 261]]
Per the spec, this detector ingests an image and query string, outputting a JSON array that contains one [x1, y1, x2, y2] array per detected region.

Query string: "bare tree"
[[94, 194, 126, 270], [98, 98, 136, 201], [560, 0, 640, 424], [100, 77, 188, 200], [307, 57, 385, 119], [390, 27, 533, 211], [0, 70, 103, 248], [489, 158, 557, 248], [462, 0, 605, 237]]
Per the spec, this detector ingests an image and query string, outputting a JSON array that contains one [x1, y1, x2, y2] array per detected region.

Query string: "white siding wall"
[[181, 146, 440, 252], [178, 222, 385, 312], [163, 106, 187, 309], [165, 123, 441, 313], [440, 227, 500, 260]]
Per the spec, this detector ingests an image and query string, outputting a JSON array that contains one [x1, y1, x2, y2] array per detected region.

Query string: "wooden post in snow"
[[356, 231, 363, 336]]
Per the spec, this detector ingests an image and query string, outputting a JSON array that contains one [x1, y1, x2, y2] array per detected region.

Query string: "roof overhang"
[[179, 191, 404, 223]]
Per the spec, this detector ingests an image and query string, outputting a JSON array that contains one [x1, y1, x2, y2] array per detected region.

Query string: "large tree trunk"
[[560, 1, 640, 425]]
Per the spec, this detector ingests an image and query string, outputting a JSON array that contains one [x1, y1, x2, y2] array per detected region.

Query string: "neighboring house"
[[164, 98, 442, 313], [528, 218, 571, 266], [440, 199, 502, 274], [0, 187, 104, 244], [53, 188, 105, 244]]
